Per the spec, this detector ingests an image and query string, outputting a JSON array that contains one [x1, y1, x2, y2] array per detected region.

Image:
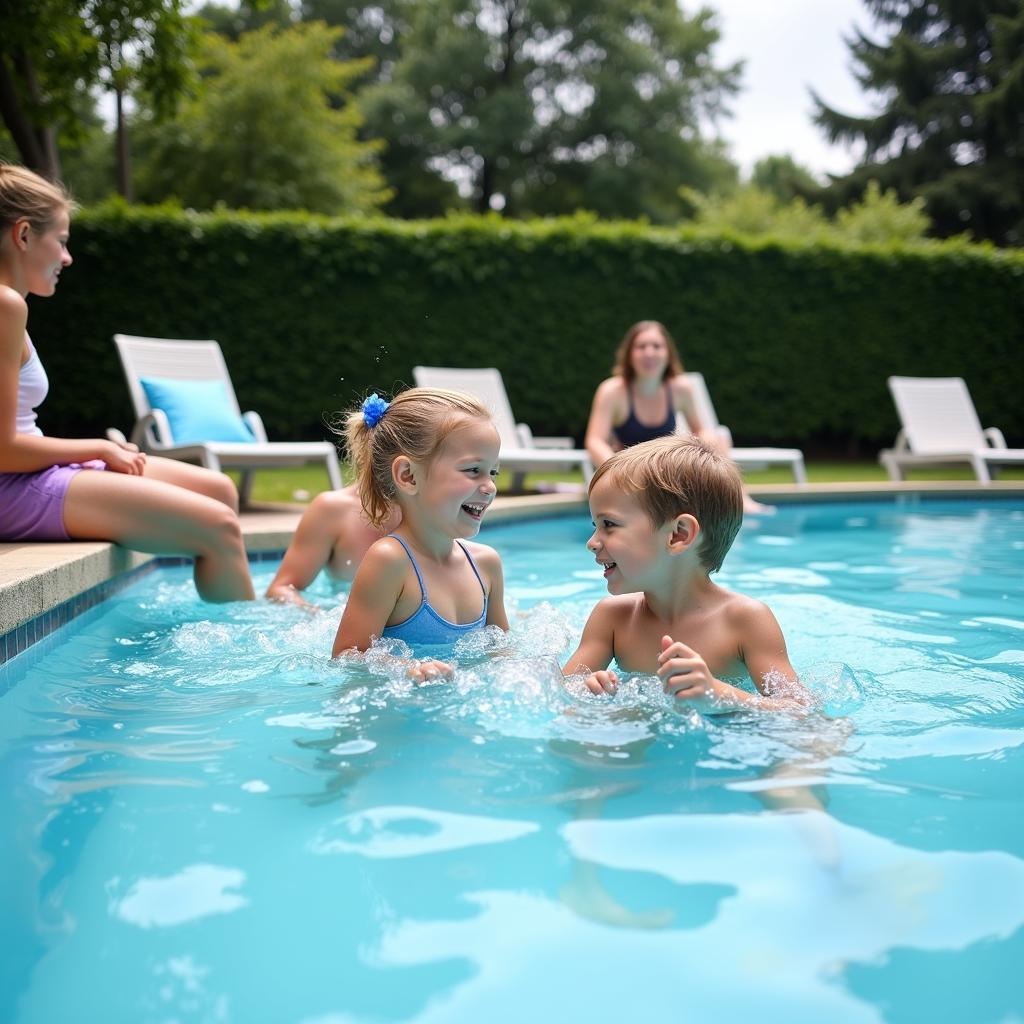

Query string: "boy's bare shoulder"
[[720, 590, 781, 631], [589, 593, 644, 621]]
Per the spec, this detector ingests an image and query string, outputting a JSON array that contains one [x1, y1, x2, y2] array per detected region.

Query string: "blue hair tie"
[[362, 393, 389, 427]]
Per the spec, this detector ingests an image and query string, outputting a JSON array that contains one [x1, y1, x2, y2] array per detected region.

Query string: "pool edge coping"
[[2, 481, 1022, 662]]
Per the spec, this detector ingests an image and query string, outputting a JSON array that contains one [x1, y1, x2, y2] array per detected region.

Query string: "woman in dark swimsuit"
[[584, 320, 770, 514]]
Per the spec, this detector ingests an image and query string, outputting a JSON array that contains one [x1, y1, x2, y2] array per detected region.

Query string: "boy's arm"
[[563, 599, 618, 694], [737, 602, 812, 710], [660, 602, 811, 713], [266, 496, 339, 605]]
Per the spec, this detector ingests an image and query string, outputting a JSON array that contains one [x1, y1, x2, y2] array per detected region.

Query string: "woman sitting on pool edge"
[[331, 387, 508, 680], [0, 163, 254, 602], [585, 319, 771, 515]]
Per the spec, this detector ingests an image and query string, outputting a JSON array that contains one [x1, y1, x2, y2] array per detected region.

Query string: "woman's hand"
[[103, 437, 147, 475]]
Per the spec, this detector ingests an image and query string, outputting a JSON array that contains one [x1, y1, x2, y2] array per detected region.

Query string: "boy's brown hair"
[[590, 435, 743, 573]]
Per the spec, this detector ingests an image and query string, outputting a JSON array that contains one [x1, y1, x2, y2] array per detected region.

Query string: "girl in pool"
[[331, 387, 508, 679], [585, 319, 770, 514], [0, 163, 253, 601]]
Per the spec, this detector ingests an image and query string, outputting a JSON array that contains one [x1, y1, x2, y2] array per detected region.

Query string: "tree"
[[89, 0, 199, 199], [0, 0, 96, 180], [0, 1, 197, 192], [343, 0, 741, 219], [749, 154, 819, 203], [135, 22, 391, 214], [813, 0, 1024, 245]]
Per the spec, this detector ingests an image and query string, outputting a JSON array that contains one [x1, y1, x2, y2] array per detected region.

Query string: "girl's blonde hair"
[[611, 320, 685, 383], [0, 163, 75, 234], [342, 387, 492, 528]]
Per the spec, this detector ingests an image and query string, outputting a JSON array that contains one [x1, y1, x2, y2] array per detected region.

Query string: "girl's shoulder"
[[463, 539, 502, 571], [362, 535, 415, 574]]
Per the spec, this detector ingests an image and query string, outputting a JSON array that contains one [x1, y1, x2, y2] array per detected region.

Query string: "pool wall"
[[2, 483, 1021, 666]]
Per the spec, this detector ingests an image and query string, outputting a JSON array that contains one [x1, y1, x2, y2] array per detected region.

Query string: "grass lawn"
[[232, 461, 1024, 505]]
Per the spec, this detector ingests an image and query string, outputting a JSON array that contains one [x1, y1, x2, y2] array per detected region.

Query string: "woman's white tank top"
[[17, 335, 47, 437]]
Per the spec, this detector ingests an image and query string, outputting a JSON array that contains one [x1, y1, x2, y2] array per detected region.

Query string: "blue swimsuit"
[[381, 535, 488, 646]]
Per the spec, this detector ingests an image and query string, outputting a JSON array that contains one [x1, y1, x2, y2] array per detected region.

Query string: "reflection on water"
[[1, 501, 1023, 1023]]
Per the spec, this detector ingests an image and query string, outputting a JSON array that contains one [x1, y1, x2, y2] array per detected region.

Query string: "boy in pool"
[[265, 484, 400, 606], [563, 435, 810, 713]]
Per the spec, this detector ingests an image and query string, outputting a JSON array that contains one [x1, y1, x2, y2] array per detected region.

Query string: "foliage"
[[684, 187, 830, 241], [813, 0, 1024, 245], [749, 154, 820, 203], [834, 181, 931, 244], [134, 23, 390, 214], [0, 0, 198, 188], [684, 180, 931, 244], [30, 207, 1024, 457], [306, 0, 742, 219]]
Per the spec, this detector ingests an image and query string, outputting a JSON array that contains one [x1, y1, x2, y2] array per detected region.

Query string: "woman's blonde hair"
[[341, 387, 492, 528], [589, 434, 743, 573], [0, 164, 75, 235], [611, 320, 684, 383]]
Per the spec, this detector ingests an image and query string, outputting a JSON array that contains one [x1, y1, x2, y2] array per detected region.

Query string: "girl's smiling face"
[[417, 418, 501, 538]]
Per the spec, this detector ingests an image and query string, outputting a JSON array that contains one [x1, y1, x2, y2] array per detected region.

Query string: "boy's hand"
[[657, 636, 725, 708], [407, 659, 454, 684], [582, 669, 619, 695]]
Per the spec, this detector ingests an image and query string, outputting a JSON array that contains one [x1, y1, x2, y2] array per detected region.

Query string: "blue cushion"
[[140, 376, 254, 445]]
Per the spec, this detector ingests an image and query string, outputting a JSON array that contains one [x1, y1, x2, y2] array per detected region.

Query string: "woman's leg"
[[63, 470, 255, 602], [140, 456, 240, 512]]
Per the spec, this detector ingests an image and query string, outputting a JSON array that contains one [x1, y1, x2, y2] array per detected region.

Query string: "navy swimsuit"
[[612, 383, 676, 447]]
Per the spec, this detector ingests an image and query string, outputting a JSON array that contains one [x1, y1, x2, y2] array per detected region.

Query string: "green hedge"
[[30, 205, 1024, 451]]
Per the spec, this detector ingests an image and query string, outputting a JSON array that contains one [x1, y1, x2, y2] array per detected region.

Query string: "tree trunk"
[[115, 85, 133, 201], [0, 52, 61, 180], [477, 156, 493, 212]]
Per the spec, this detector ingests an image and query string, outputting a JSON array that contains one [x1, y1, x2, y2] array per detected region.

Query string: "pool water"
[[2, 500, 1023, 1023]]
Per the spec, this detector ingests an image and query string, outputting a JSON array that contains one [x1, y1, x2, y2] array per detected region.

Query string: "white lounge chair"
[[879, 376, 1024, 483], [108, 334, 342, 505], [684, 372, 807, 485], [412, 366, 594, 490]]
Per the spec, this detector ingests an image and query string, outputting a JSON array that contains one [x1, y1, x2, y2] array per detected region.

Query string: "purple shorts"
[[0, 460, 107, 542]]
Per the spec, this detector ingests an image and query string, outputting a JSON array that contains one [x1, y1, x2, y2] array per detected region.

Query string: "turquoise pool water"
[[2, 499, 1023, 1023]]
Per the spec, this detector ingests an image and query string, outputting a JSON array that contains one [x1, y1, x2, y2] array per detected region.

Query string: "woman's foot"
[[743, 493, 775, 515]]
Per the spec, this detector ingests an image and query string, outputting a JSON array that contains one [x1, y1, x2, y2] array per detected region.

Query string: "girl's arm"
[[473, 544, 509, 631], [584, 378, 621, 469], [331, 541, 408, 656], [0, 290, 143, 473], [563, 599, 618, 694]]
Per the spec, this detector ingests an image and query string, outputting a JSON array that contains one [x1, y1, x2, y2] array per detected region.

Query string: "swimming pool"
[[2, 499, 1023, 1023]]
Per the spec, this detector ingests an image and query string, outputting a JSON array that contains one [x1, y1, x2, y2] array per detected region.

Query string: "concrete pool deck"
[[2, 481, 1023, 649]]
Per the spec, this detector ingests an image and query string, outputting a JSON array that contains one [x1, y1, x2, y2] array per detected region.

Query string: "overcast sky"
[[704, 0, 877, 181]]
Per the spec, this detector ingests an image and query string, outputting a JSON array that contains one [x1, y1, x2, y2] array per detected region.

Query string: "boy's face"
[[586, 475, 674, 594]]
